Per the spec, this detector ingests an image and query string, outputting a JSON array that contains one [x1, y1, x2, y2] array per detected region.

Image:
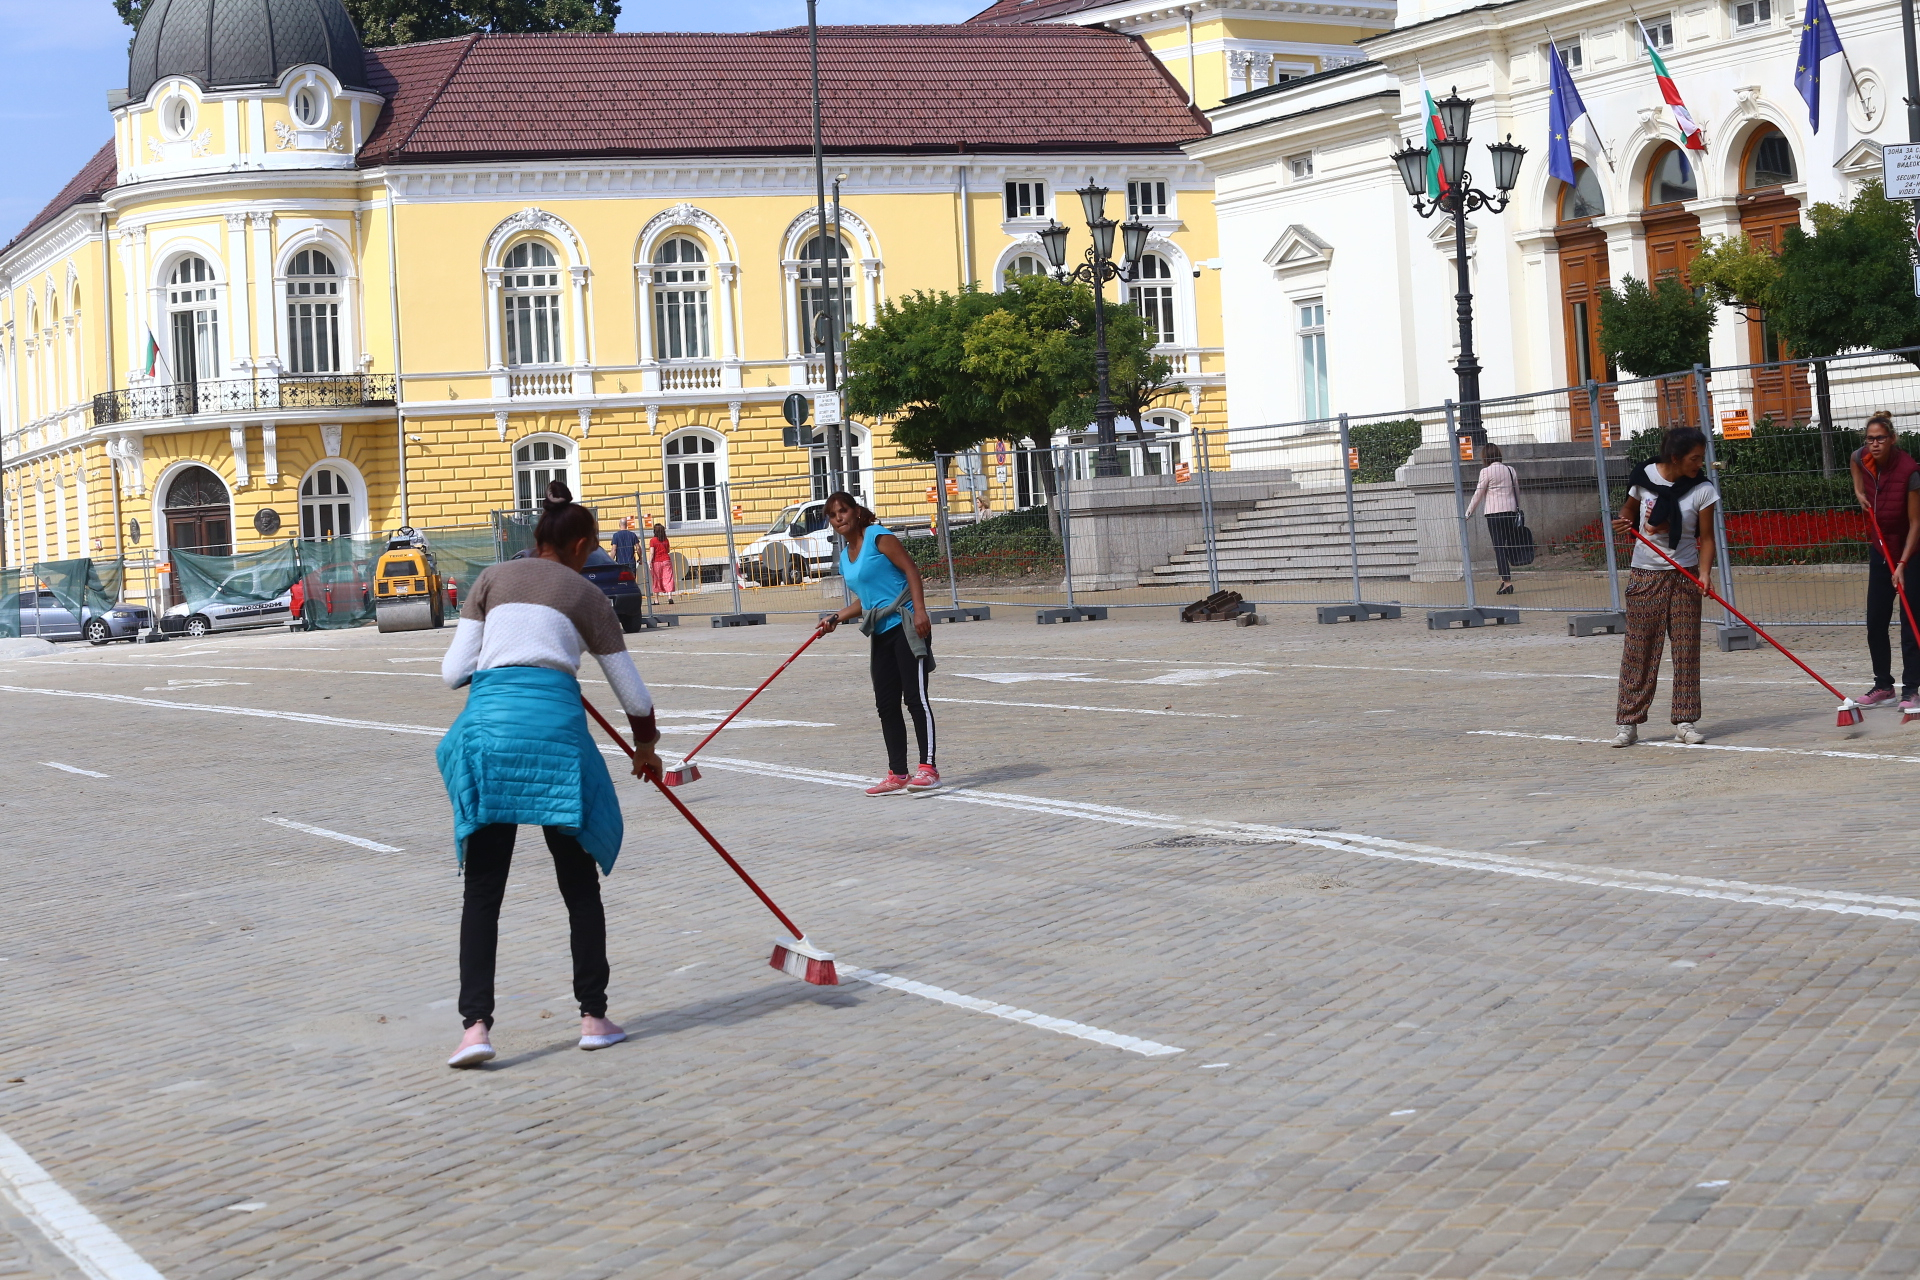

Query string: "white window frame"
[[1003, 180, 1049, 222], [796, 234, 855, 357], [1297, 299, 1330, 421], [159, 92, 196, 141], [280, 243, 349, 375], [1117, 238, 1195, 348], [651, 236, 713, 361], [1131, 254, 1178, 346], [297, 459, 366, 539], [500, 240, 566, 368], [998, 248, 1049, 291], [1127, 179, 1171, 220], [809, 422, 872, 500], [1553, 41, 1583, 70], [163, 252, 224, 386], [1732, 0, 1771, 28], [663, 429, 727, 529], [513, 433, 575, 511], [1639, 13, 1675, 51]]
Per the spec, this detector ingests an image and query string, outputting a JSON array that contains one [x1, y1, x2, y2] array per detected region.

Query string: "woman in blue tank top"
[[818, 491, 940, 794]]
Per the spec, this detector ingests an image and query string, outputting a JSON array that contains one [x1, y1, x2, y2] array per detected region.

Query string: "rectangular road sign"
[[1884, 143, 1920, 199], [816, 391, 842, 425]]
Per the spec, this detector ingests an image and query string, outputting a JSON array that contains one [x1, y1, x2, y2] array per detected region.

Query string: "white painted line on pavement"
[[12, 683, 1920, 928], [1472, 729, 1920, 767], [41, 762, 108, 778], [263, 816, 402, 853], [930, 697, 1241, 719], [840, 967, 1184, 1057], [0, 1131, 168, 1280]]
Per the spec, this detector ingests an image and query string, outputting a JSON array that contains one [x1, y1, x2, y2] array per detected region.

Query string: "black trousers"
[[459, 824, 608, 1029], [871, 625, 935, 776], [1867, 548, 1920, 694], [1486, 512, 1522, 580]]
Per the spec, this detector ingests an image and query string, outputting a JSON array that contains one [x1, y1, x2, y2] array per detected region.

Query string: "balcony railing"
[[659, 361, 724, 391], [509, 370, 572, 397], [93, 374, 397, 426]]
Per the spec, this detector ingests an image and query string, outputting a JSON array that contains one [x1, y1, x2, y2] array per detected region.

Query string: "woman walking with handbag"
[[1464, 442, 1523, 595]]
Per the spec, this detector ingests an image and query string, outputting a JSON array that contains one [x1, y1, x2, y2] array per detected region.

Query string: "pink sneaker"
[[906, 764, 941, 792], [865, 772, 911, 796], [1902, 694, 1920, 714], [1860, 687, 1897, 707]]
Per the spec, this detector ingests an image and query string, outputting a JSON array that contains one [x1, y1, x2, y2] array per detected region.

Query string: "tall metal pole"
[[1902, 0, 1920, 275], [808, 0, 845, 497], [1445, 400, 1478, 610], [1090, 260, 1120, 478], [1587, 382, 1623, 614], [832, 175, 850, 496], [1451, 195, 1485, 443], [1338, 413, 1363, 607]]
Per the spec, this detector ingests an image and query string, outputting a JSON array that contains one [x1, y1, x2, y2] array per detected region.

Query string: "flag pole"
[[1546, 27, 1615, 171]]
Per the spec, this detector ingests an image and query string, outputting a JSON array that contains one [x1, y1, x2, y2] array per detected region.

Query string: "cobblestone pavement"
[[2, 607, 1919, 1279]]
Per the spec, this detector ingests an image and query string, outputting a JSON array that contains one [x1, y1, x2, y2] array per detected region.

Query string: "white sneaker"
[[1609, 724, 1638, 748], [1674, 723, 1706, 745], [447, 1042, 495, 1069]]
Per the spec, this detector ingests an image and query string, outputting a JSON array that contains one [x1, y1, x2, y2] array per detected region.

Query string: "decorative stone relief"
[[262, 423, 279, 485], [579, 408, 592, 439], [728, 401, 742, 430], [229, 425, 251, 487], [495, 411, 510, 443], [320, 424, 342, 458], [646, 406, 660, 435]]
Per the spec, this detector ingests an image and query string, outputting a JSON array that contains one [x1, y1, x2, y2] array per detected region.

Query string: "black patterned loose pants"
[[1617, 568, 1703, 726]]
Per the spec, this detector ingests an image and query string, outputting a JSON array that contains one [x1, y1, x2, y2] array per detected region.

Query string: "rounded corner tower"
[[127, 0, 369, 102]]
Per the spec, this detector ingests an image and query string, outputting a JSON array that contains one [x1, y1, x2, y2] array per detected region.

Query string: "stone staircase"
[[1141, 483, 1417, 586]]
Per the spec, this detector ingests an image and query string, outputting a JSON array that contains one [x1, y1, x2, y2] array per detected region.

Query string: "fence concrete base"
[[1718, 624, 1761, 651], [1037, 606, 1108, 624], [1065, 472, 1304, 591], [1399, 441, 1628, 582], [710, 613, 767, 627], [930, 606, 991, 623], [1317, 603, 1402, 623], [1427, 606, 1522, 629], [633, 614, 681, 630], [1569, 612, 1626, 636]]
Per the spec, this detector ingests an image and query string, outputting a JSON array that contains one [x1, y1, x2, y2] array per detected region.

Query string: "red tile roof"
[[362, 26, 1206, 164], [966, 0, 1122, 23], [6, 142, 116, 254]]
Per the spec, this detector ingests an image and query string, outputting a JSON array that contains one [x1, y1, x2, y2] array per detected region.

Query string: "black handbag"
[[1507, 509, 1537, 567]]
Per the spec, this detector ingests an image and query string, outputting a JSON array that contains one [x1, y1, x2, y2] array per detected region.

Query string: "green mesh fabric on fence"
[[35, 558, 124, 622], [0, 568, 19, 639], [420, 527, 503, 618], [172, 543, 301, 616], [291, 536, 382, 629]]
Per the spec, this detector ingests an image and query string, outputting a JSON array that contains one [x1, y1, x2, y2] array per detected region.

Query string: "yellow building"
[[966, 0, 1387, 111], [0, 0, 1229, 597]]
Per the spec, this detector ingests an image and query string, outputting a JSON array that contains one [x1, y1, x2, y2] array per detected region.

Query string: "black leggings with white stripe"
[[871, 625, 935, 775]]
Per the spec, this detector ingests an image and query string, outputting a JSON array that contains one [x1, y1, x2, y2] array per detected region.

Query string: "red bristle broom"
[[581, 696, 838, 985], [662, 620, 831, 787], [1626, 526, 1864, 727], [1857, 512, 1920, 725]]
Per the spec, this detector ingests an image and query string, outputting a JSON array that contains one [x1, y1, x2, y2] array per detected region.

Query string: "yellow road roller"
[[373, 528, 446, 633]]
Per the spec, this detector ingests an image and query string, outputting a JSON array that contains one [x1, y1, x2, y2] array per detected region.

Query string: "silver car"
[[8, 590, 152, 644], [165, 592, 294, 637]]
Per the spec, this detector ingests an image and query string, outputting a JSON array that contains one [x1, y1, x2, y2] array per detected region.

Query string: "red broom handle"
[[581, 695, 807, 940], [677, 623, 828, 767], [1860, 508, 1920, 643], [1625, 524, 1849, 703]]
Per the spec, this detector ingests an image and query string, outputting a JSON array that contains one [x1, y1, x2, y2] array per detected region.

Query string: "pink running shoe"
[[865, 772, 911, 796], [1902, 694, 1920, 714], [906, 764, 942, 792], [1860, 687, 1897, 707]]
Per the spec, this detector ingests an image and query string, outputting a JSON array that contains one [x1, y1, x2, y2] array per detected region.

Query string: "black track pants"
[[1866, 547, 1920, 694], [870, 625, 935, 776], [459, 823, 608, 1028]]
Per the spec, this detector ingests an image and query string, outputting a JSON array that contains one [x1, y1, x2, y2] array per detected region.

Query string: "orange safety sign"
[[1175, 463, 1191, 483], [1719, 408, 1753, 440], [1346, 446, 1360, 471], [1458, 437, 1474, 462]]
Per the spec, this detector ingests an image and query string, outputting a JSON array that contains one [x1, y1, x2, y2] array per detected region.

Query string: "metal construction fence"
[[934, 345, 1920, 633]]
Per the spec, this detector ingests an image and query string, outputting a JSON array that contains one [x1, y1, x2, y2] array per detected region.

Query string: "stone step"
[[1149, 552, 1417, 578], [1177, 530, 1420, 557], [1228, 502, 1416, 526], [1145, 566, 1416, 585]]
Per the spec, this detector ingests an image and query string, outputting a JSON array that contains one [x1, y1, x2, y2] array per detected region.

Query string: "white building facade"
[[1188, 0, 1902, 444]]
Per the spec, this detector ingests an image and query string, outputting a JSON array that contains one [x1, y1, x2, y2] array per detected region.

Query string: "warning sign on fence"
[[1346, 446, 1360, 471], [1458, 438, 1474, 462], [1175, 462, 1191, 483], [1719, 408, 1753, 440]]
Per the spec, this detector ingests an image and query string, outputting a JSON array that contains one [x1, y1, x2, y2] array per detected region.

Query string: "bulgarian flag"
[[1419, 69, 1451, 198], [1639, 23, 1707, 150], [142, 330, 164, 378]]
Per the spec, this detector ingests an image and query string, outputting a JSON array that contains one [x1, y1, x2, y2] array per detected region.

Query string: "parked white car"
[[737, 500, 833, 583], [166, 592, 294, 636]]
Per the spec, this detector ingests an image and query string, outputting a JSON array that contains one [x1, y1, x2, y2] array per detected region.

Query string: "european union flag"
[[1795, 0, 1846, 133], [1547, 42, 1592, 185]]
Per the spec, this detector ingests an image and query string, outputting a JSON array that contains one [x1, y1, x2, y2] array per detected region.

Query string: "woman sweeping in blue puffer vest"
[[438, 481, 663, 1068]]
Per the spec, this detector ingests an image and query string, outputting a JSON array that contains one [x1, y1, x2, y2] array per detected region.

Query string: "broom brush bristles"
[[770, 936, 839, 986], [662, 762, 702, 787], [1838, 699, 1864, 727]]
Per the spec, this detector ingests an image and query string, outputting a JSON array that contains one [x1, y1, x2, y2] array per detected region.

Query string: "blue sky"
[[0, 0, 982, 242]]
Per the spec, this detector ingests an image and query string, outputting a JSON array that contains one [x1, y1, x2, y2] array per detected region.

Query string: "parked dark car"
[[7, 590, 151, 643], [582, 548, 647, 633]]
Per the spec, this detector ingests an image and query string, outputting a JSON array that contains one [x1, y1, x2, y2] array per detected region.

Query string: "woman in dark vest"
[[1850, 410, 1920, 711]]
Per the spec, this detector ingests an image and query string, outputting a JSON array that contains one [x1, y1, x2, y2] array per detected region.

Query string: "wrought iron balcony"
[[92, 373, 397, 426]]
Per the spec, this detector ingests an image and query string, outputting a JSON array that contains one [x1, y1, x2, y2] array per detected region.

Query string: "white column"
[[225, 213, 253, 371], [1689, 197, 1747, 372], [636, 265, 660, 394], [485, 268, 507, 397], [250, 213, 277, 373], [861, 259, 882, 327], [569, 264, 592, 395], [716, 262, 739, 361]]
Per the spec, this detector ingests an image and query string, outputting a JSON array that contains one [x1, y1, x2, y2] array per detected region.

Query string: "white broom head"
[[770, 935, 838, 986]]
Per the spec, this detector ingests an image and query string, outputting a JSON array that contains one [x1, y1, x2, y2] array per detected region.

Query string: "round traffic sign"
[[783, 393, 811, 427]]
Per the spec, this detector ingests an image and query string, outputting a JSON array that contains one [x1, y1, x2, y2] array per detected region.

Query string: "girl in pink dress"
[[649, 524, 676, 602]]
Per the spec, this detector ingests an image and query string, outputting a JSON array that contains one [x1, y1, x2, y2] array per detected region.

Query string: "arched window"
[[1646, 146, 1698, 207], [664, 432, 722, 527], [502, 242, 563, 367], [798, 235, 852, 355], [286, 249, 342, 374], [1559, 164, 1607, 221], [168, 256, 220, 385], [1132, 254, 1177, 344], [291, 83, 329, 127], [653, 237, 711, 360], [1003, 253, 1045, 288], [810, 424, 871, 501], [514, 436, 572, 509], [1744, 128, 1797, 189], [300, 465, 353, 539]]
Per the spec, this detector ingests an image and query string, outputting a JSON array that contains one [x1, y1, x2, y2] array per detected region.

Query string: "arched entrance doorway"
[[1737, 126, 1809, 423], [162, 465, 232, 605], [1555, 164, 1615, 440]]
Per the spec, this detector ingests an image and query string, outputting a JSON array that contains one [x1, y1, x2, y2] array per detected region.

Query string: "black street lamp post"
[[1038, 180, 1151, 478], [1390, 89, 1526, 444]]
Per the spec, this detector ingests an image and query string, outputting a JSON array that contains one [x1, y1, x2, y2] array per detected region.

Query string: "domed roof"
[[129, 0, 369, 103]]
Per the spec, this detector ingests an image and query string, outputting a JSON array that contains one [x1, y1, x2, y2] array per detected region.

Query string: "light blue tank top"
[[839, 523, 911, 635]]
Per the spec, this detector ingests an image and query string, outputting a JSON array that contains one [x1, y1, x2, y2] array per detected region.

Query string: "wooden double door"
[[164, 505, 232, 606], [1738, 191, 1811, 425], [1556, 224, 1615, 441]]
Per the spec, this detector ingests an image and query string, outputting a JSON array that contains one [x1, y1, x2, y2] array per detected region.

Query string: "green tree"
[[1689, 233, 1781, 310], [839, 285, 1007, 463], [116, 0, 620, 47], [1598, 273, 1717, 377], [1769, 181, 1920, 369]]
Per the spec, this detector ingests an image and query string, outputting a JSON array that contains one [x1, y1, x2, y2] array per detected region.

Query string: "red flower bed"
[[1549, 510, 1869, 568]]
